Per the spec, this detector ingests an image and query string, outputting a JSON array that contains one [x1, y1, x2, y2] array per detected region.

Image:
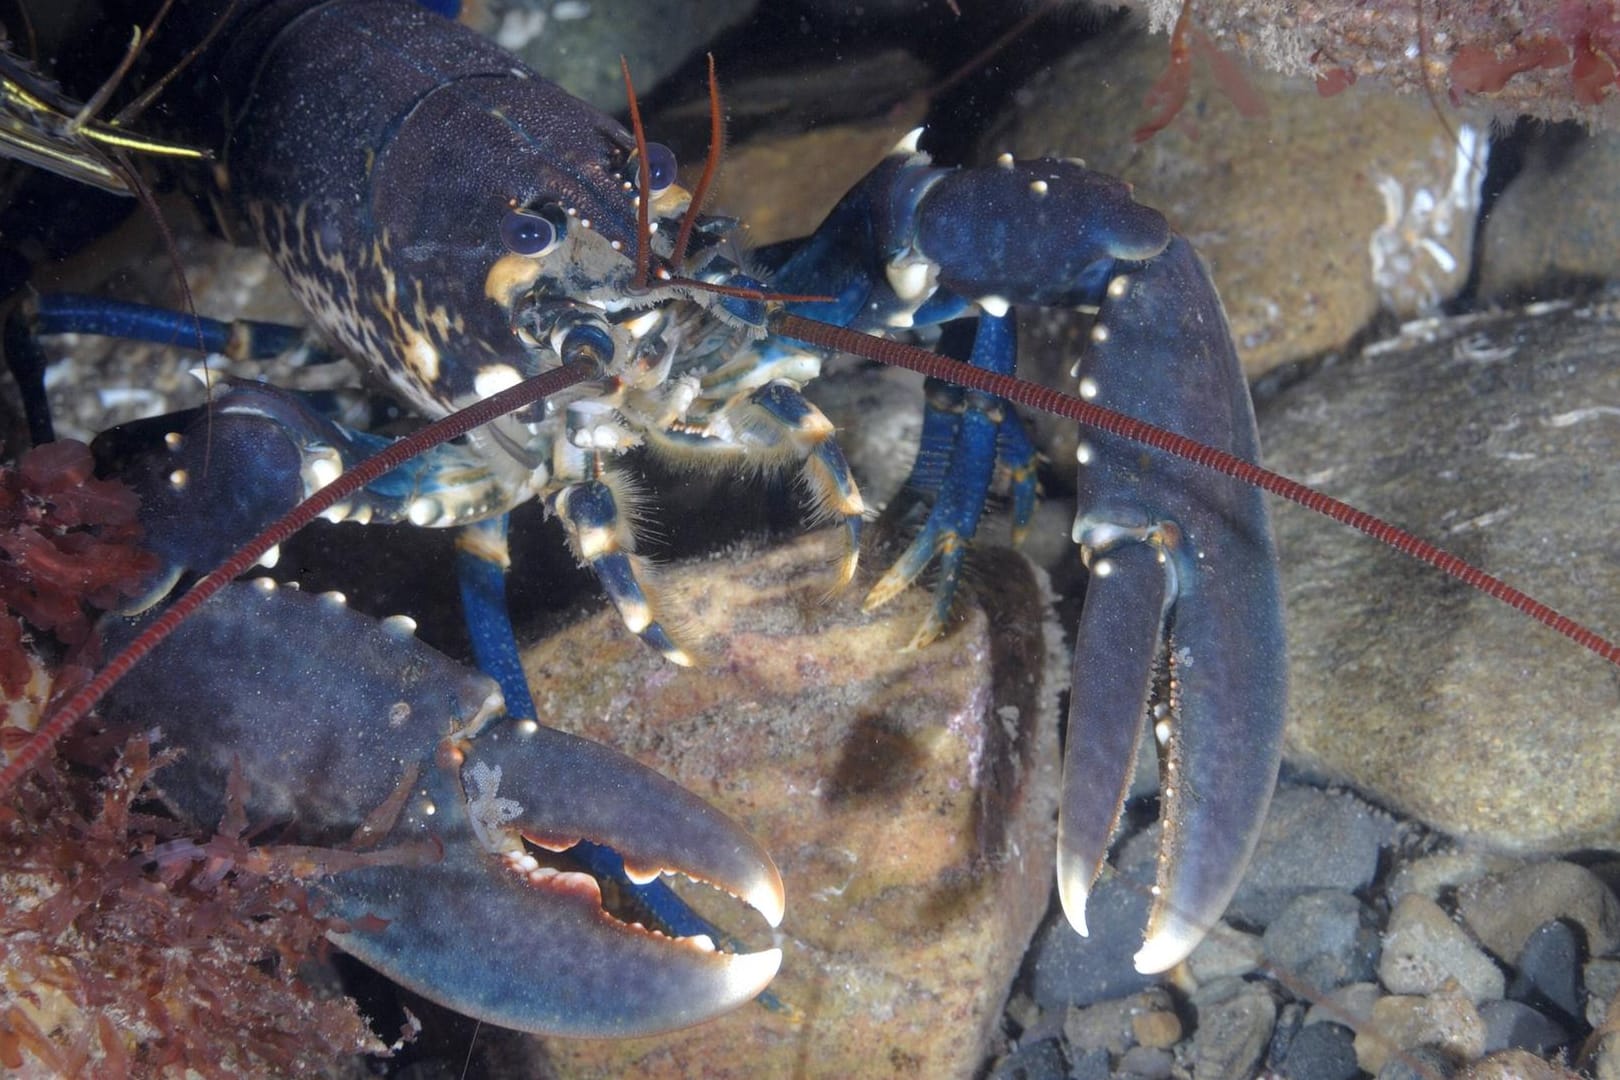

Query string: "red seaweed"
[[0, 737, 388, 1075], [0, 441, 158, 700]]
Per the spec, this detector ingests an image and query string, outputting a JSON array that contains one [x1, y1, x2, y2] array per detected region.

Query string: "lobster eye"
[[500, 208, 561, 256], [641, 142, 678, 196]]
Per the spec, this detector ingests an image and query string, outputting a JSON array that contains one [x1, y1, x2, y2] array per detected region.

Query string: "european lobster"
[[4, 0, 1616, 1056]]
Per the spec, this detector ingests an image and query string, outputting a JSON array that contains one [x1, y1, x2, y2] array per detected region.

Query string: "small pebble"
[[1305, 981, 1382, 1030], [1188, 925, 1263, 982], [1464, 1049, 1585, 1079], [1117, 1045, 1174, 1078], [1379, 892, 1505, 1003], [1004, 991, 1040, 1034], [1508, 920, 1584, 1024], [1194, 981, 1277, 1080], [1062, 989, 1174, 1057], [1265, 1001, 1305, 1072], [1599, 1028, 1620, 1080], [986, 1037, 1066, 1080], [1457, 862, 1620, 962], [1376, 1044, 1456, 1080], [1225, 786, 1395, 928], [1586, 957, 1620, 1028], [1278, 1021, 1360, 1080], [1385, 850, 1518, 906], [1478, 999, 1570, 1055], [1354, 989, 1486, 1075], [1067, 1047, 1110, 1080], [1130, 1008, 1182, 1050], [1262, 889, 1380, 995]]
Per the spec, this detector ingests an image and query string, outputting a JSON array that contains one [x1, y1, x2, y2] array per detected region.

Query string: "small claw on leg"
[[552, 478, 693, 665]]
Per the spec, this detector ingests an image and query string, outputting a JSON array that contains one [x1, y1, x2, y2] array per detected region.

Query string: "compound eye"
[[641, 142, 678, 195], [500, 207, 562, 256]]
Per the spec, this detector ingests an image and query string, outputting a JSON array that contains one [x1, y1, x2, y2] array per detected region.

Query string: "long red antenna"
[[769, 311, 1620, 668], [0, 360, 597, 796], [670, 54, 724, 270], [619, 57, 656, 291], [618, 59, 831, 306]]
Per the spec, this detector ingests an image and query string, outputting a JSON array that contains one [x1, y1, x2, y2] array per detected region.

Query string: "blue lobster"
[[10, 0, 1284, 1039]]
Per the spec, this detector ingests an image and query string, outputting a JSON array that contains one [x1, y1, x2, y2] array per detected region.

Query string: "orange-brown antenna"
[[619, 57, 657, 291], [670, 54, 724, 270]]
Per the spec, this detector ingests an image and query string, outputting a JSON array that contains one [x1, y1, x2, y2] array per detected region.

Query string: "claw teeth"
[[504, 851, 605, 904], [622, 862, 662, 886]]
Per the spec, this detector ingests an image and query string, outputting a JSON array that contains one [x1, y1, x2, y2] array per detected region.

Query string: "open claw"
[[461, 718, 784, 930], [328, 762, 782, 1037], [101, 579, 783, 1037], [1059, 235, 1286, 975]]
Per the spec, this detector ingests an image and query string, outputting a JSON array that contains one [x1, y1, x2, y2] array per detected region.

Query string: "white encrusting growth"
[[465, 761, 524, 852]]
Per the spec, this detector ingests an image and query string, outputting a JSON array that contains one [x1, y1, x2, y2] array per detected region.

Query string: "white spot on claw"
[[978, 295, 1010, 319], [309, 456, 341, 491], [381, 614, 418, 637], [887, 261, 931, 302]]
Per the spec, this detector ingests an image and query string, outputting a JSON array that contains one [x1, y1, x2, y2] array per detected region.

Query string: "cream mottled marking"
[[485, 252, 544, 307]]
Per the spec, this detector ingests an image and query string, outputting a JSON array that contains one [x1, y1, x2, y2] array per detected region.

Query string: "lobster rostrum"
[[12, 0, 1534, 1043]]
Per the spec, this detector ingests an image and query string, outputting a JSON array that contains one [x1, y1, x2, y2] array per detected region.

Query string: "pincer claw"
[[328, 755, 784, 1037], [101, 580, 783, 1037], [1055, 236, 1286, 975]]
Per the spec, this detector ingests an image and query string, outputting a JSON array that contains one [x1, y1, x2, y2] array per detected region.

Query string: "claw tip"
[[1132, 922, 1200, 975], [747, 872, 786, 929], [1056, 866, 1092, 938], [725, 947, 783, 1003]]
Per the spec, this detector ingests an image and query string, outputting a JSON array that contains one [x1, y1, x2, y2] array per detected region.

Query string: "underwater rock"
[[991, 22, 1480, 389], [516, 530, 1063, 1079], [1260, 302, 1620, 853]]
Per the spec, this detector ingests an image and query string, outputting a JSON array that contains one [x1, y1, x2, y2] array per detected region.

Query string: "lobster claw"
[[1056, 236, 1287, 975], [101, 581, 783, 1037], [325, 724, 784, 1037]]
